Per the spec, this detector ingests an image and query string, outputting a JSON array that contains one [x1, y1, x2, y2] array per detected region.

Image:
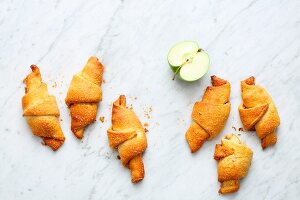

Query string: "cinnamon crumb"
[[144, 106, 152, 119], [103, 79, 106, 83], [144, 128, 149, 133], [144, 122, 149, 127], [52, 81, 57, 88], [99, 116, 105, 123], [117, 155, 120, 160], [238, 127, 244, 132], [238, 133, 241, 136], [129, 104, 133, 110], [134, 97, 138, 100], [232, 126, 236, 131]]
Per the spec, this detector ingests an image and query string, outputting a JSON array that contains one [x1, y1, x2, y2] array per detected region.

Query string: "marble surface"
[[1, 0, 300, 199]]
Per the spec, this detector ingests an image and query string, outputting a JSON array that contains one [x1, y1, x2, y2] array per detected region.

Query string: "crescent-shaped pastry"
[[65, 57, 104, 139], [214, 134, 253, 194], [186, 76, 231, 153], [107, 95, 147, 183], [238, 76, 280, 149], [22, 65, 65, 151]]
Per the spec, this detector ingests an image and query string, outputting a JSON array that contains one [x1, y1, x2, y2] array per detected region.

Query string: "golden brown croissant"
[[107, 95, 147, 183], [186, 76, 231, 153], [239, 77, 280, 149], [214, 134, 253, 194], [22, 65, 65, 151], [65, 57, 104, 139]]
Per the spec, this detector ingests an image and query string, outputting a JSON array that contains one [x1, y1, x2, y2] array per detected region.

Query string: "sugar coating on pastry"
[[65, 57, 104, 139], [107, 95, 147, 183], [239, 76, 280, 149], [214, 134, 253, 194], [22, 65, 65, 151], [186, 75, 231, 153]]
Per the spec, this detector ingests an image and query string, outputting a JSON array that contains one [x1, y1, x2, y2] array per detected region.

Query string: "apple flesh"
[[168, 41, 210, 81]]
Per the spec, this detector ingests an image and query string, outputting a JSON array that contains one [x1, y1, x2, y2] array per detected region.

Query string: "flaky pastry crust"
[[22, 65, 65, 151], [214, 134, 253, 194], [65, 57, 104, 139], [186, 76, 231, 153], [239, 76, 280, 149], [107, 95, 147, 183]]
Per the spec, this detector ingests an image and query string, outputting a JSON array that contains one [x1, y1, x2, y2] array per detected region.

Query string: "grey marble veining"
[[0, 0, 300, 199]]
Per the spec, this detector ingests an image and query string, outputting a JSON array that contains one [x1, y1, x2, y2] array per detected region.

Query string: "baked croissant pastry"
[[22, 65, 65, 151], [214, 134, 253, 194], [107, 95, 147, 183], [65, 57, 104, 139], [239, 76, 280, 149], [186, 76, 231, 153]]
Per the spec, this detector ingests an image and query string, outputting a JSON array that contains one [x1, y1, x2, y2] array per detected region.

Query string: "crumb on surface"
[[134, 97, 138, 100], [145, 128, 149, 133], [232, 126, 236, 131], [144, 106, 152, 119], [52, 81, 57, 88], [238, 127, 244, 132], [103, 79, 106, 83], [99, 116, 105, 123], [144, 122, 149, 127]]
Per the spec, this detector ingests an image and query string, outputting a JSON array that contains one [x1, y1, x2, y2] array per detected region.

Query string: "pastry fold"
[[214, 134, 253, 194], [186, 76, 231, 153], [239, 76, 280, 149], [65, 57, 104, 139], [22, 65, 65, 151], [107, 95, 147, 183]]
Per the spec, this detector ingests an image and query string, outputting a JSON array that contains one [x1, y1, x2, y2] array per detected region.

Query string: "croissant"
[[238, 77, 280, 149], [22, 65, 65, 151], [214, 134, 253, 194], [186, 76, 231, 153], [107, 95, 147, 183], [65, 57, 104, 139]]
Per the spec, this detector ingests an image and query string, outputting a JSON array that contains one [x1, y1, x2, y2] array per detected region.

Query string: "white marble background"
[[0, 0, 300, 199]]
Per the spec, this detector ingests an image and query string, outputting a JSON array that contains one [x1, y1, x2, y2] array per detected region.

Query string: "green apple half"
[[168, 41, 210, 81]]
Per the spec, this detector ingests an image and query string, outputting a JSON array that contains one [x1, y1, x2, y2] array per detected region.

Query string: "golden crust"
[[214, 134, 253, 194], [22, 65, 65, 151], [186, 76, 231, 153], [65, 57, 104, 139], [239, 76, 280, 149], [107, 95, 147, 183]]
